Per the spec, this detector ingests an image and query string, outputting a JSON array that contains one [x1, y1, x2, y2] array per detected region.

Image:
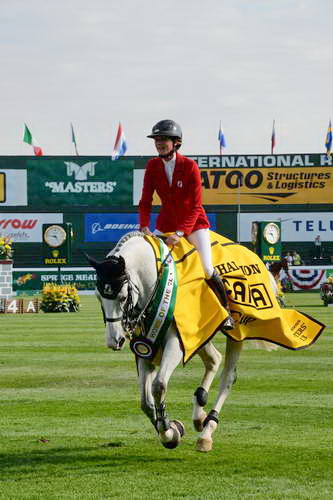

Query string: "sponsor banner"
[[13, 268, 97, 292], [28, 158, 133, 206], [200, 167, 333, 205], [0, 170, 27, 206], [133, 162, 333, 206], [0, 213, 63, 242], [189, 153, 333, 169], [85, 212, 217, 242], [85, 213, 158, 242], [240, 212, 333, 242]]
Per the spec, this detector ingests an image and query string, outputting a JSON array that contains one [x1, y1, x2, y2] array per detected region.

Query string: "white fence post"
[[0, 260, 13, 299]]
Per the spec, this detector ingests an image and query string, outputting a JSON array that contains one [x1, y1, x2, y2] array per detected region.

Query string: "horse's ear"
[[117, 255, 126, 274], [83, 252, 100, 270]]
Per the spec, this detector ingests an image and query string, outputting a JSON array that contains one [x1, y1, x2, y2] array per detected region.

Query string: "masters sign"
[[28, 158, 134, 206]]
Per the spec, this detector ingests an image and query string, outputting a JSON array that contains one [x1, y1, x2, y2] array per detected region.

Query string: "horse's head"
[[86, 253, 140, 351]]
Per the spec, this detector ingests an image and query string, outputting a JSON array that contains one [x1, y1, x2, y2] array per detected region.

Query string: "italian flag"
[[23, 124, 43, 156]]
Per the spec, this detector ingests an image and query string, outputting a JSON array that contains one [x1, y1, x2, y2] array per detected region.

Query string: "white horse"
[[87, 231, 276, 452]]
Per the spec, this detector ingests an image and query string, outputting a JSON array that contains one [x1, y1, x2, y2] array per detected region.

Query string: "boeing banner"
[[84, 213, 216, 242]]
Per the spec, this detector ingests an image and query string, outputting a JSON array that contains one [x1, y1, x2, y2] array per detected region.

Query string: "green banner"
[[1, 154, 332, 210], [27, 157, 134, 206], [13, 268, 97, 292]]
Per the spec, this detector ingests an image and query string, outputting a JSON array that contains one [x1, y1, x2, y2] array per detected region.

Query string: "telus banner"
[[85, 213, 216, 242], [240, 212, 333, 242]]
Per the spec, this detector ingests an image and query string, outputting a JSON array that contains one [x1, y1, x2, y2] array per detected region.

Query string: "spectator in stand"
[[285, 252, 294, 265], [314, 235, 323, 259], [292, 250, 302, 266]]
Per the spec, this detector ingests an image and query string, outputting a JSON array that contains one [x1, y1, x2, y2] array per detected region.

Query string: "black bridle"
[[97, 272, 142, 335], [93, 244, 174, 338]]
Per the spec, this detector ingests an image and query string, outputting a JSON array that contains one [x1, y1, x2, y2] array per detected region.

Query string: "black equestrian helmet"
[[147, 120, 182, 140]]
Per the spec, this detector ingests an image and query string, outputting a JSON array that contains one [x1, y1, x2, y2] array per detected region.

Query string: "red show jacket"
[[139, 153, 210, 235]]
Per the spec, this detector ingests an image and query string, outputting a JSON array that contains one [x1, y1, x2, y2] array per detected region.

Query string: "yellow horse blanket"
[[145, 232, 325, 363]]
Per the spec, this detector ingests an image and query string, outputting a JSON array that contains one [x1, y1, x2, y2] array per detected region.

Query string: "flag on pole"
[[271, 120, 276, 154], [23, 124, 43, 156], [218, 121, 227, 154], [112, 122, 127, 160], [325, 119, 332, 157], [71, 123, 79, 156]]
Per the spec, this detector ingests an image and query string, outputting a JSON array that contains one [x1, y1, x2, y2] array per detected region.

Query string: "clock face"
[[44, 225, 67, 247], [263, 222, 280, 244]]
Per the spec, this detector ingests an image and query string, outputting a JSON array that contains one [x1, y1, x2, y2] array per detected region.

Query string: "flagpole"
[[325, 118, 332, 158], [71, 123, 79, 156], [271, 119, 275, 154], [237, 175, 241, 243]]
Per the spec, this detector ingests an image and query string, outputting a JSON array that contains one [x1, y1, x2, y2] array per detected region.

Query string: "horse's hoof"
[[193, 413, 207, 432], [161, 427, 180, 449], [160, 421, 184, 449], [196, 437, 213, 452]]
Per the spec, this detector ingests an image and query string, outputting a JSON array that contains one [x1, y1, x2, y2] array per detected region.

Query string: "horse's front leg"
[[196, 337, 243, 452], [192, 341, 222, 431], [152, 329, 184, 449], [137, 358, 158, 428]]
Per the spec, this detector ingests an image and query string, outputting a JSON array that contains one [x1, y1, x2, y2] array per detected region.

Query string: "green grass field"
[[0, 293, 332, 499]]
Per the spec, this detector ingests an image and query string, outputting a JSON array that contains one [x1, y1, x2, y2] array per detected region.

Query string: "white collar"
[[162, 153, 176, 166]]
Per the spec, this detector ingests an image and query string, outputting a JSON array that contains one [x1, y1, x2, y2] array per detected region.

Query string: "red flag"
[[23, 124, 43, 156]]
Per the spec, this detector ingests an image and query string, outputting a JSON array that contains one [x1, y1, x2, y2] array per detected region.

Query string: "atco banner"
[[200, 167, 333, 205], [133, 154, 333, 206]]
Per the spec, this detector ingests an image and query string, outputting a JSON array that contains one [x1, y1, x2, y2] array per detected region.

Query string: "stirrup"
[[222, 315, 235, 331]]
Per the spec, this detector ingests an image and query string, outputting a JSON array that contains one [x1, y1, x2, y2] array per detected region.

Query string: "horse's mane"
[[107, 231, 145, 257]]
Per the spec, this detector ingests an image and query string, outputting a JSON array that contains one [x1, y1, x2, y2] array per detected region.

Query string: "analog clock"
[[263, 222, 280, 244], [44, 225, 67, 248]]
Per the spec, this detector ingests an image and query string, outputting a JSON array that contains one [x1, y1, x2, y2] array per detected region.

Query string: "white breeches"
[[154, 228, 214, 278]]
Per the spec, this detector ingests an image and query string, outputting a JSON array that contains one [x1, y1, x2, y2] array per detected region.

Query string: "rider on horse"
[[138, 119, 234, 329]]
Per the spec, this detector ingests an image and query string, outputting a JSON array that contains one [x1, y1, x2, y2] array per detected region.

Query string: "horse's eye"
[[119, 296, 126, 304]]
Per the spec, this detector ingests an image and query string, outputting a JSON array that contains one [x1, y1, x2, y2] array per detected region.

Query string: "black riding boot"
[[206, 270, 235, 330]]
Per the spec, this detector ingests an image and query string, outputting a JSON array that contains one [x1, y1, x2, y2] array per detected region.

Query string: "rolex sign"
[[42, 223, 72, 265], [252, 221, 281, 263]]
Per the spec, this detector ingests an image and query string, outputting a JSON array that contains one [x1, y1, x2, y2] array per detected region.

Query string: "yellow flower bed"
[[41, 283, 80, 313], [0, 235, 13, 260]]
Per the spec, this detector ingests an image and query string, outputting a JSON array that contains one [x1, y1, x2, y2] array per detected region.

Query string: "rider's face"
[[154, 136, 174, 156]]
